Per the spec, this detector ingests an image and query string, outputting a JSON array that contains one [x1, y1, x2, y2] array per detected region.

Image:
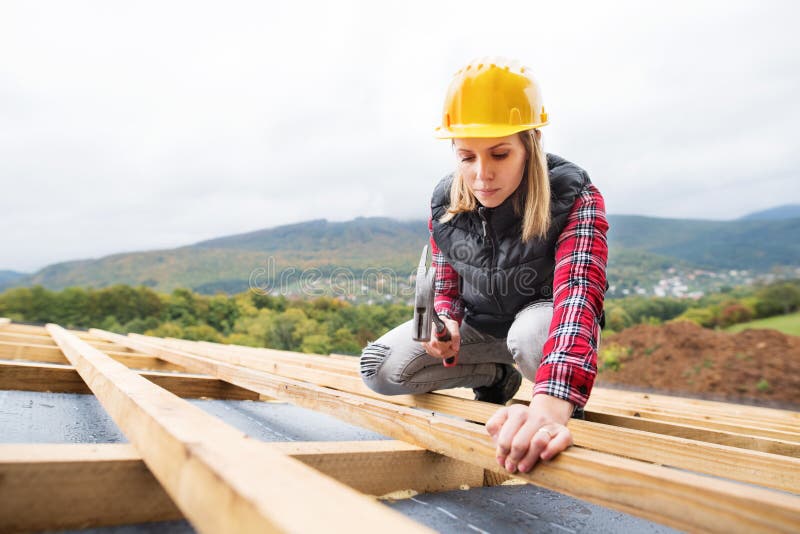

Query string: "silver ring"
[[537, 428, 554, 439]]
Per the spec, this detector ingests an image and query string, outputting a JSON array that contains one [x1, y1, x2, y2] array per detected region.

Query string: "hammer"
[[412, 245, 458, 366]]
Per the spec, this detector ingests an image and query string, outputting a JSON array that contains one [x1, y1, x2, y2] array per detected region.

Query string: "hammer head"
[[412, 244, 435, 341]]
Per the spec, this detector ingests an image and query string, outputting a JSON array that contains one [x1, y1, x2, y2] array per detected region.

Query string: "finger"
[[539, 426, 573, 462], [449, 327, 461, 346], [517, 426, 557, 473], [494, 406, 527, 465], [485, 407, 509, 440], [429, 341, 451, 359], [422, 340, 447, 359], [420, 341, 437, 357], [504, 422, 539, 472]]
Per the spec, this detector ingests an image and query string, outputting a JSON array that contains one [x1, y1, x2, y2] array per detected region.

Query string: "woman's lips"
[[476, 189, 499, 196]]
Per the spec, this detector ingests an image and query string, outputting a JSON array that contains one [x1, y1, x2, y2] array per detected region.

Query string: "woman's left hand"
[[485, 394, 575, 473]]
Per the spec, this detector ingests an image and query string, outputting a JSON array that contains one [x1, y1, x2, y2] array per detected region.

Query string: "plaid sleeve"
[[533, 183, 609, 409], [429, 216, 465, 325]]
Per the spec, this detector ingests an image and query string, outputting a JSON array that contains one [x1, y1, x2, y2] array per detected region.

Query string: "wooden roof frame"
[[0, 318, 797, 532]]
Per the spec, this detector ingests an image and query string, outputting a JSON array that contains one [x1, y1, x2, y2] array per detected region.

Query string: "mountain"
[[0, 270, 28, 290], [605, 215, 800, 270], [5, 213, 799, 295], [738, 204, 800, 221], [16, 218, 427, 294]]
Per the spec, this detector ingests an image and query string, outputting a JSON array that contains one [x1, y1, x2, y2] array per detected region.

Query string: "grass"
[[598, 343, 629, 372], [725, 311, 800, 337]]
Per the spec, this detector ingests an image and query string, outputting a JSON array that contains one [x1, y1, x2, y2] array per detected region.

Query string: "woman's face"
[[453, 133, 528, 208]]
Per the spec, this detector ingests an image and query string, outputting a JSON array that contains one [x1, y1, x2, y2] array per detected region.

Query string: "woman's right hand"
[[420, 317, 461, 359]]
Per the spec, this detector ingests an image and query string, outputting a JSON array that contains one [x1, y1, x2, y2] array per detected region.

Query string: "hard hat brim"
[[434, 122, 548, 139]]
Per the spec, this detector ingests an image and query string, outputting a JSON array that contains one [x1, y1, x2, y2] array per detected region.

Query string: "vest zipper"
[[477, 206, 504, 313]]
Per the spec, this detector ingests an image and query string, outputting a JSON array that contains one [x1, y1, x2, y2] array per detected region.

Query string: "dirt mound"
[[596, 320, 800, 410]]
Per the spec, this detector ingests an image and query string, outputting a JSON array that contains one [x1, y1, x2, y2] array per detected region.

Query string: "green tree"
[[331, 327, 361, 355], [300, 333, 332, 354], [754, 283, 800, 317]]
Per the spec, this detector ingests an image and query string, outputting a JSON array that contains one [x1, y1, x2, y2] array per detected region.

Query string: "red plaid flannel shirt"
[[428, 183, 609, 408]]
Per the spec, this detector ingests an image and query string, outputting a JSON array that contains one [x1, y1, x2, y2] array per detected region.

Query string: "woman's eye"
[[459, 153, 508, 162]]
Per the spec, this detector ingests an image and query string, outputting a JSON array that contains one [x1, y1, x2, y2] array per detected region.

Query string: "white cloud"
[[1, 0, 798, 271]]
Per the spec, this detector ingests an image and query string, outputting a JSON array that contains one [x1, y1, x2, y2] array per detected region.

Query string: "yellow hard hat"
[[434, 57, 549, 139]]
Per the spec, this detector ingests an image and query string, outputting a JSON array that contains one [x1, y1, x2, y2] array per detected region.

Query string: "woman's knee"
[[359, 340, 393, 392], [359, 340, 424, 396], [506, 301, 553, 381]]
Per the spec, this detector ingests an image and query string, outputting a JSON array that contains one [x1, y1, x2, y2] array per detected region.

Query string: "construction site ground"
[[598, 321, 800, 410]]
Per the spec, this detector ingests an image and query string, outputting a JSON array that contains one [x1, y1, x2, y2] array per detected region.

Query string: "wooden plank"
[[174, 335, 800, 436], [47, 324, 427, 534], [0, 318, 9, 329], [0, 441, 480, 532], [570, 419, 800, 494], [152, 335, 491, 418], [0, 331, 57, 345], [93, 329, 800, 533], [139, 335, 800, 484], [0, 443, 182, 532], [587, 393, 800, 433], [5, 322, 96, 341], [191, 338, 358, 375], [141, 333, 800, 461], [270, 440, 485, 495], [176, 337, 799, 430], [0, 359, 259, 400], [514, 380, 800, 437], [3, 323, 50, 335], [586, 400, 800, 443], [0, 340, 185, 372], [583, 411, 800, 458], [589, 387, 800, 425]]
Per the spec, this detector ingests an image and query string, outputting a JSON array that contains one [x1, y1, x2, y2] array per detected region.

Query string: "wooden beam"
[[152, 335, 491, 418], [48, 324, 427, 533], [583, 411, 800, 458], [0, 331, 57, 345], [3, 322, 96, 341], [140, 333, 800, 460], [93, 329, 800, 533], [587, 392, 800, 433], [170, 337, 359, 376], [174, 337, 800, 491], [0, 441, 481, 533], [0, 340, 185, 372], [542, 383, 799, 432], [589, 387, 800, 426], [0, 443, 182, 532], [176, 336, 800, 436], [586, 400, 800, 443], [0, 359, 259, 400], [570, 418, 800, 494], [2, 322, 51, 335]]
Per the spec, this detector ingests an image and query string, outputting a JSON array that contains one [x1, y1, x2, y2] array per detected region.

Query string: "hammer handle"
[[433, 316, 458, 367]]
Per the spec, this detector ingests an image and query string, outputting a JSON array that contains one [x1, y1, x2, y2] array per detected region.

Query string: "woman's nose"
[[477, 158, 493, 181]]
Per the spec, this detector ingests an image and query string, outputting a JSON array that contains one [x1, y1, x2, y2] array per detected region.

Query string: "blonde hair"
[[438, 129, 551, 242]]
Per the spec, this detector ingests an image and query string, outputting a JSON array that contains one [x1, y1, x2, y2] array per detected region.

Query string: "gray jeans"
[[360, 300, 554, 395]]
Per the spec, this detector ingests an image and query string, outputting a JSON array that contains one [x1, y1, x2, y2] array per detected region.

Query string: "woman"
[[360, 57, 609, 474]]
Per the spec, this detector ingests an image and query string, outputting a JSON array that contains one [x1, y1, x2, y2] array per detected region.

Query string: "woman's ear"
[[534, 129, 542, 141]]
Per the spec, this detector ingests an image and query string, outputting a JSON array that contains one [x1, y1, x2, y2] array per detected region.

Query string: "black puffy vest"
[[430, 153, 594, 338]]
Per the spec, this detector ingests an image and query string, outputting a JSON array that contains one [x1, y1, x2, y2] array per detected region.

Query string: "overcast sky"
[[1, 1, 798, 272]]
